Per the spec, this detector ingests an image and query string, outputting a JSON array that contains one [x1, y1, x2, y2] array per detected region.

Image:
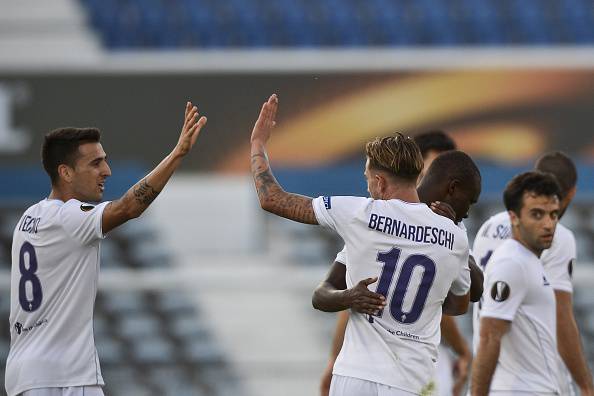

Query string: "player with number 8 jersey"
[[6, 102, 207, 396], [8, 197, 110, 394]]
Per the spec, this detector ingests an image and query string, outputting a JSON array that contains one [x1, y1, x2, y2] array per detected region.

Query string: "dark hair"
[[413, 130, 457, 158], [503, 171, 561, 214], [42, 127, 101, 185], [534, 151, 577, 199], [365, 133, 424, 182], [423, 150, 481, 186]]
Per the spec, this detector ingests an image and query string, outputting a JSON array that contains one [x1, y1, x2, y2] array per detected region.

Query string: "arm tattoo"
[[251, 151, 317, 225], [133, 178, 161, 206]]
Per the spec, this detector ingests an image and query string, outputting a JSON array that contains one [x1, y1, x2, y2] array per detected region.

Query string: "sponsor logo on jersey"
[[323, 196, 331, 209], [491, 281, 510, 302], [13, 319, 48, 335], [568, 259, 574, 278], [385, 327, 421, 341], [80, 203, 95, 212], [543, 276, 550, 286]]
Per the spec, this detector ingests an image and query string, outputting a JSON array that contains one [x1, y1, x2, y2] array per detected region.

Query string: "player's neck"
[[48, 187, 74, 202], [512, 234, 543, 258], [381, 184, 420, 203]]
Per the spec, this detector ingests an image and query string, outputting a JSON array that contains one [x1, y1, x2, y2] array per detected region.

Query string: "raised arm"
[[250, 94, 317, 225], [102, 102, 207, 234]]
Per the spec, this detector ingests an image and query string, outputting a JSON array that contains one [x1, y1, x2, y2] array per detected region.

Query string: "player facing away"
[[313, 149, 483, 394], [6, 102, 206, 396], [471, 172, 563, 396], [472, 153, 593, 396], [318, 131, 478, 396], [250, 94, 473, 396]]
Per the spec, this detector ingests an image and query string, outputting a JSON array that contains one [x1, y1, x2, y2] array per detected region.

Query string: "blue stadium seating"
[[79, 0, 594, 48]]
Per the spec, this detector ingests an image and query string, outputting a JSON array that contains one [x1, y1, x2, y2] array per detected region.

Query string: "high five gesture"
[[102, 101, 207, 233]]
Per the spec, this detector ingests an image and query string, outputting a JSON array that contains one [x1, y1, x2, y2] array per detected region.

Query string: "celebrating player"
[[318, 131, 478, 396], [471, 172, 563, 395], [6, 102, 206, 396], [472, 152, 593, 395], [250, 94, 477, 395]]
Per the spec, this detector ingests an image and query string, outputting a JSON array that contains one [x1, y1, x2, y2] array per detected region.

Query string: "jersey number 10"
[[371, 247, 436, 324], [19, 242, 43, 312]]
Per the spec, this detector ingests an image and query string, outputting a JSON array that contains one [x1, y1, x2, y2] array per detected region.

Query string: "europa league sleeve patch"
[[491, 281, 510, 302]]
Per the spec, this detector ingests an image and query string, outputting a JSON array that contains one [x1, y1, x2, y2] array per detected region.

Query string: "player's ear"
[[57, 164, 74, 184], [375, 173, 385, 194], [446, 178, 459, 198], [508, 210, 520, 227]]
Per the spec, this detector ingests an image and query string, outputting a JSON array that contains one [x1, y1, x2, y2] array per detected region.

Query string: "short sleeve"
[[311, 196, 371, 235], [335, 245, 347, 265], [449, 257, 471, 296], [59, 199, 110, 245], [541, 227, 575, 293], [480, 258, 527, 321]]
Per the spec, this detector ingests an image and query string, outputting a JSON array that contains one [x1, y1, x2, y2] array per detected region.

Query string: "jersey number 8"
[[19, 242, 43, 312], [372, 247, 436, 324]]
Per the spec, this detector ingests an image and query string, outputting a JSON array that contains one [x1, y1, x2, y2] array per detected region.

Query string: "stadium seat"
[[78, 0, 594, 48]]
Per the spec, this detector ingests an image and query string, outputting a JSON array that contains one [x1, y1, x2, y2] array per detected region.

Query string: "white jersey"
[[336, 219, 472, 396], [472, 211, 576, 394], [313, 196, 470, 394], [479, 239, 561, 393], [6, 198, 109, 396]]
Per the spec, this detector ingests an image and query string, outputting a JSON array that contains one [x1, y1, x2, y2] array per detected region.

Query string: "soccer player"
[[471, 171, 563, 395], [314, 149, 483, 396], [472, 153, 593, 395], [6, 102, 207, 396], [319, 131, 476, 396], [250, 94, 479, 395]]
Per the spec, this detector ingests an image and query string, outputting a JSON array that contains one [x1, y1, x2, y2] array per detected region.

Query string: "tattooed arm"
[[102, 102, 207, 234], [250, 94, 318, 225]]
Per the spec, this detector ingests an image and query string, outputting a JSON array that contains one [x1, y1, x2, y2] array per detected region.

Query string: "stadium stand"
[[79, 0, 594, 49]]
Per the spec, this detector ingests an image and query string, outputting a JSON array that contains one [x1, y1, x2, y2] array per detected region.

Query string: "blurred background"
[[1, 0, 594, 395]]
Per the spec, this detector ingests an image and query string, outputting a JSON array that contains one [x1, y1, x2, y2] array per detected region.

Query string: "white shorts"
[[20, 386, 104, 396], [330, 375, 418, 396]]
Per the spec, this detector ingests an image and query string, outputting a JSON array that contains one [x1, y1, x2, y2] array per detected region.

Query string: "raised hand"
[[174, 101, 207, 157], [344, 277, 386, 315], [251, 94, 278, 146]]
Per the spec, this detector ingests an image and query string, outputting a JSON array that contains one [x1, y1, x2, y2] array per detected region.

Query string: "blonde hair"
[[365, 133, 423, 182]]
